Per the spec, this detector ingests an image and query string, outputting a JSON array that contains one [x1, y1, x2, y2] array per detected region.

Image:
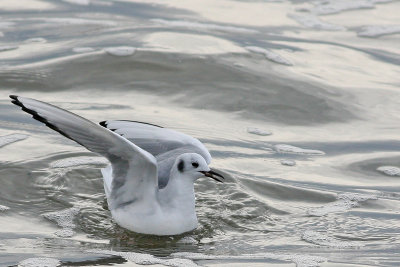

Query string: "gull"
[[10, 95, 224, 235]]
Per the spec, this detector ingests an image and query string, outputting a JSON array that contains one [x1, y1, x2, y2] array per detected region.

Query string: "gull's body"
[[106, 162, 199, 235], [10, 95, 223, 235]]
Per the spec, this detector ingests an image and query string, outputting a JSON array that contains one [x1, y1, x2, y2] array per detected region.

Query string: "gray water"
[[1, 0, 400, 266]]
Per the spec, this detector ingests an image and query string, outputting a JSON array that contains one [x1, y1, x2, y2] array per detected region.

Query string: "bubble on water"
[[172, 252, 327, 267], [288, 14, 345, 31], [246, 46, 292, 66], [151, 19, 258, 34], [0, 133, 28, 148], [302, 230, 364, 248], [233, 62, 244, 67], [358, 25, 400, 37], [18, 257, 60, 267], [72, 47, 95, 53], [50, 156, 108, 168], [274, 144, 325, 155], [247, 127, 272, 136], [338, 192, 378, 202], [43, 207, 79, 228], [288, 254, 327, 267], [377, 166, 400, 176], [281, 159, 296, 166], [0, 205, 10, 211], [43, 18, 116, 26], [62, 0, 90, 5], [54, 229, 75, 238], [24, 37, 47, 43], [0, 22, 15, 29], [307, 192, 378, 216], [88, 250, 198, 267], [177, 236, 197, 244], [310, 0, 391, 15], [104, 46, 136, 56], [0, 45, 18, 52], [43, 207, 80, 237]]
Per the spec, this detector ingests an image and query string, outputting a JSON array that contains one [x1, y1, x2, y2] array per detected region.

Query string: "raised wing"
[[10, 96, 158, 209], [100, 120, 212, 188]]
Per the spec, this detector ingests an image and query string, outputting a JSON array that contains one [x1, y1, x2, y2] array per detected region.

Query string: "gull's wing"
[[100, 120, 212, 188], [100, 120, 212, 163], [10, 96, 158, 209]]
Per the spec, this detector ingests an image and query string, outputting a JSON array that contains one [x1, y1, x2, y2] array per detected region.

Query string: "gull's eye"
[[192, 162, 199, 168]]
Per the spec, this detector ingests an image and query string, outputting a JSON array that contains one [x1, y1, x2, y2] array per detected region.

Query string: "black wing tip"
[[11, 99, 20, 106], [9, 94, 83, 146], [10, 95, 22, 107], [10, 95, 51, 126], [9, 96, 37, 119]]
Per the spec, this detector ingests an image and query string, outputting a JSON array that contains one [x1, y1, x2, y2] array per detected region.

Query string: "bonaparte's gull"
[[10, 95, 224, 235]]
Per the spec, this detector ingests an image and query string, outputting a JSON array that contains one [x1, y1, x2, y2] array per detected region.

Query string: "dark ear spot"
[[177, 160, 184, 172]]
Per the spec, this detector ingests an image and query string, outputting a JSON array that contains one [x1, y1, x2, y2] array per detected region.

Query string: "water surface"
[[1, 0, 400, 266]]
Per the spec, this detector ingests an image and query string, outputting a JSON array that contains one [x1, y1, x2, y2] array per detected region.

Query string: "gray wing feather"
[[101, 120, 211, 161]]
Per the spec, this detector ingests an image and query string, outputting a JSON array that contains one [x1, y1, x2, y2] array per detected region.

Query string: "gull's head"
[[174, 153, 224, 183]]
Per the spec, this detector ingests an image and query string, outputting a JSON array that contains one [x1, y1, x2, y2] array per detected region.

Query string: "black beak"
[[199, 170, 225, 183]]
